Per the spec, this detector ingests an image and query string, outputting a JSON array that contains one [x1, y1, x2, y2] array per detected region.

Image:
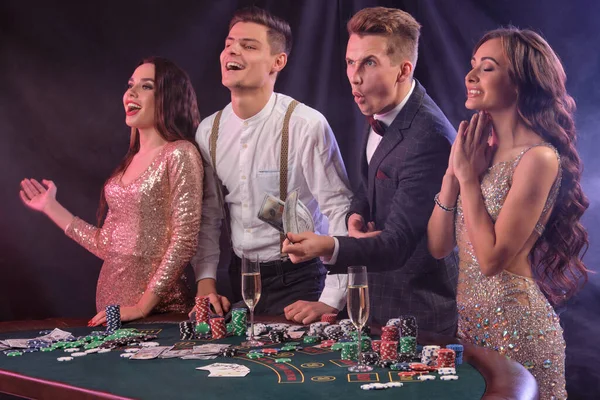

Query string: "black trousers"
[[228, 255, 327, 316]]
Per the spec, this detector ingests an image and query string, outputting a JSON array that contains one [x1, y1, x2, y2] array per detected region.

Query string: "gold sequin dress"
[[456, 143, 566, 399], [65, 140, 203, 314]]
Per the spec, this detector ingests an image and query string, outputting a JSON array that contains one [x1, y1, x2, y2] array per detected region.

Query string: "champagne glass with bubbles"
[[241, 254, 264, 346], [347, 266, 372, 372]]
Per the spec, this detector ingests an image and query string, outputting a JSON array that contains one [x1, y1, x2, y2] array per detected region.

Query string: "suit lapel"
[[367, 81, 426, 213]]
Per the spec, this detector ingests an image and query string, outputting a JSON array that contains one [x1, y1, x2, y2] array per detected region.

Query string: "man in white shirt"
[[192, 7, 352, 323]]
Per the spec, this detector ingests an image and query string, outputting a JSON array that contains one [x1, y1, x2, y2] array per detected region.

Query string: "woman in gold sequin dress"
[[427, 29, 589, 399], [19, 57, 203, 326]]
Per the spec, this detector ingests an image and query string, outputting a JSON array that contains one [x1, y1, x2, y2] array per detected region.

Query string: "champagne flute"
[[241, 254, 264, 346], [347, 265, 372, 372]]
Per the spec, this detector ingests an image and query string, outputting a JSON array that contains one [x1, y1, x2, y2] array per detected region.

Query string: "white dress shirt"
[[192, 92, 353, 311], [329, 80, 416, 264]]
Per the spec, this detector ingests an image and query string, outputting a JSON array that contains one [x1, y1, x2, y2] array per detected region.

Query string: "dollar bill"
[[258, 194, 285, 233]]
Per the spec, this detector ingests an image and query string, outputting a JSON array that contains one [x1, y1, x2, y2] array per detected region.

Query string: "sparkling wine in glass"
[[241, 254, 264, 346], [347, 265, 372, 372]]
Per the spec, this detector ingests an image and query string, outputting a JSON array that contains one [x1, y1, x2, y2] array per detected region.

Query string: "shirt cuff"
[[322, 237, 340, 265], [318, 274, 348, 311], [193, 263, 218, 282]]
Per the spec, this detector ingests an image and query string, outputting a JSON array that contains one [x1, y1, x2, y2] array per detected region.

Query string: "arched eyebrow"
[[471, 56, 500, 65], [128, 78, 156, 83]]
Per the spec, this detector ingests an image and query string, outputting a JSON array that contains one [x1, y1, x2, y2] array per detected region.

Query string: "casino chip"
[[417, 375, 436, 381], [98, 348, 111, 354], [440, 375, 459, 381], [124, 348, 140, 353], [71, 352, 87, 357], [57, 356, 73, 362], [120, 353, 133, 358], [64, 348, 80, 353]]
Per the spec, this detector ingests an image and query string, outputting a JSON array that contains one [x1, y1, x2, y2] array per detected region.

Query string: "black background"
[[1, 1, 598, 397]]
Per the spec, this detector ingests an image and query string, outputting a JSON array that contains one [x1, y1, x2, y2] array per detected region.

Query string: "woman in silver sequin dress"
[[20, 57, 203, 326], [427, 29, 589, 399]]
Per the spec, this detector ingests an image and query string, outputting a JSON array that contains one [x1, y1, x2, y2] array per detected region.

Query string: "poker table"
[[0, 315, 537, 400]]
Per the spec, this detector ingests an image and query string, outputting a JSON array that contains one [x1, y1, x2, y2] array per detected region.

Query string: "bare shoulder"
[[514, 145, 560, 183]]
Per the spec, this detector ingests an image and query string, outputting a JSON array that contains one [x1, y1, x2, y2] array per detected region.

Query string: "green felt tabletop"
[[0, 323, 485, 400]]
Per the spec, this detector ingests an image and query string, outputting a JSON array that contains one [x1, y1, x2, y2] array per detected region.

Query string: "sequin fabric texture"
[[456, 143, 566, 399], [66, 141, 203, 314]]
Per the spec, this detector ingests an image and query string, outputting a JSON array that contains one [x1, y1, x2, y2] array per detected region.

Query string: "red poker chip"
[[398, 371, 417, 377]]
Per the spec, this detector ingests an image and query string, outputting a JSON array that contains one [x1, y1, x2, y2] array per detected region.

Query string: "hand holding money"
[[282, 232, 335, 263]]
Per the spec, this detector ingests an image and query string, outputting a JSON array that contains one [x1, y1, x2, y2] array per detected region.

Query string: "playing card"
[[130, 346, 171, 360], [159, 349, 194, 359], [197, 363, 250, 377], [193, 344, 231, 355]]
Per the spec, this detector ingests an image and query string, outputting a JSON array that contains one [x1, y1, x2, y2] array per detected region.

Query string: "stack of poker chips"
[[437, 348, 456, 368], [221, 347, 238, 358], [371, 339, 381, 353], [340, 342, 359, 360], [399, 336, 417, 356], [446, 344, 464, 365], [338, 319, 356, 335], [380, 340, 398, 361], [209, 317, 227, 339], [321, 313, 337, 324], [106, 305, 122, 332], [359, 351, 380, 366], [303, 335, 321, 344], [390, 362, 411, 371], [179, 321, 195, 340], [195, 321, 211, 337], [421, 345, 440, 366], [381, 325, 400, 342], [231, 308, 247, 337], [308, 322, 330, 338], [269, 330, 285, 343], [194, 296, 210, 324], [323, 324, 344, 341], [399, 315, 418, 338]]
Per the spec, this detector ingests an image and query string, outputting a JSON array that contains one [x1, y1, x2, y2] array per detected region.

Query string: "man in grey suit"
[[284, 7, 458, 335]]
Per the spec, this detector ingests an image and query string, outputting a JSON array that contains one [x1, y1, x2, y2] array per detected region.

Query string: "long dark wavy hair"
[[97, 56, 201, 226], [474, 28, 589, 304]]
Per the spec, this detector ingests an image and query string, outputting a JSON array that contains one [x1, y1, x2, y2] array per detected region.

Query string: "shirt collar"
[[231, 92, 277, 126], [374, 79, 416, 127]]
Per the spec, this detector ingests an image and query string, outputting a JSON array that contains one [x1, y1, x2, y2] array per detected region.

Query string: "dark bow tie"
[[367, 116, 386, 136]]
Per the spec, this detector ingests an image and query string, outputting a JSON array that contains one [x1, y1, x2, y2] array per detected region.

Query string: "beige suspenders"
[[209, 100, 300, 255]]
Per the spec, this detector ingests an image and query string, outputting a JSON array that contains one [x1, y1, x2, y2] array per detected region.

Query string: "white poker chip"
[[438, 368, 456, 375], [71, 352, 87, 357], [57, 356, 73, 362], [440, 375, 459, 381], [84, 348, 99, 354], [360, 383, 387, 390], [140, 342, 160, 347], [64, 348, 80, 353], [384, 382, 403, 388], [120, 353, 133, 358], [417, 375, 436, 381], [124, 348, 140, 353], [98, 348, 111, 354]]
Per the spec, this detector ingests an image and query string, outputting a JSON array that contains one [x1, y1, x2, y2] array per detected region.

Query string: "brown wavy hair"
[[97, 56, 201, 226], [474, 28, 589, 304]]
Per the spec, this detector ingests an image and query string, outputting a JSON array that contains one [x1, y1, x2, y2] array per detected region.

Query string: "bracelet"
[[434, 192, 457, 213]]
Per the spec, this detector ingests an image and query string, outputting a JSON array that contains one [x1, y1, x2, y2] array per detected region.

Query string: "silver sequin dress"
[[65, 140, 203, 314], [456, 143, 567, 399]]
